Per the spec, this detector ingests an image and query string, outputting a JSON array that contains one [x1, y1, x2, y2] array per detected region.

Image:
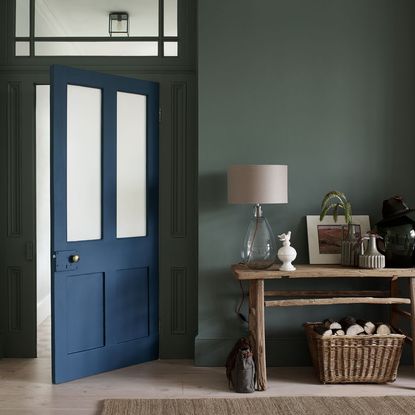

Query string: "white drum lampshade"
[[228, 165, 288, 204], [227, 164, 288, 269]]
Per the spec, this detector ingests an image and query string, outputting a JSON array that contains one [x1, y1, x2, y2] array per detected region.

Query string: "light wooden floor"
[[1, 319, 415, 414]]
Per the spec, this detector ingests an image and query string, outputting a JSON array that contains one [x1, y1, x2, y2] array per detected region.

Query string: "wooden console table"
[[231, 264, 415, 391]]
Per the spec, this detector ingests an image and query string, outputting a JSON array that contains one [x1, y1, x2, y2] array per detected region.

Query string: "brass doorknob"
[[69, 254, 80, 263]]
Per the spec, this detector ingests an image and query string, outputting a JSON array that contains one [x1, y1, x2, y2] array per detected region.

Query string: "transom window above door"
[[15, 0, 178, 57]]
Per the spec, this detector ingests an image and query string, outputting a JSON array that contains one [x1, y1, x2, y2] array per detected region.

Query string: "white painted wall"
[[36, 85, 51, 326]]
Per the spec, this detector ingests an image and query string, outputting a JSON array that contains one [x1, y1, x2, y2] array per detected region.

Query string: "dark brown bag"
[[225, 337, 256, 393]]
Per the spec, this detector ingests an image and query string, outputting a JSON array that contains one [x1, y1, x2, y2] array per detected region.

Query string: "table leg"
[[390, 276, 399, 330], [249, 280, 267, 390], [410, 278, 415, 367]]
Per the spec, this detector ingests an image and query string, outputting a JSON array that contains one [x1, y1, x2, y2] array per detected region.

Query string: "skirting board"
[[37, 294, 51, 326], [194, 336, 413, 366]]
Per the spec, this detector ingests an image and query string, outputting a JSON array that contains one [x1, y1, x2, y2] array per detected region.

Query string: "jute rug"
[[102, 396, 415, 415]]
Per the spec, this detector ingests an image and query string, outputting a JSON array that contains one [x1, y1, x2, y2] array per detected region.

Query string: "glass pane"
[[35, 41, 158, 56], [16, 0, 30, 37], [116, 92, 146, 238], [67, 85, 102, 242], [35, 0, 158, 37], [164, 41, 178, 57], [16, 41, 30, 56], [164, 0, 178, 36]]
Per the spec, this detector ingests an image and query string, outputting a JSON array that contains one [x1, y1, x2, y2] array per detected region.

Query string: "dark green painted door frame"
[[0, 72, 37, 357], [0, 0, 197, 359]]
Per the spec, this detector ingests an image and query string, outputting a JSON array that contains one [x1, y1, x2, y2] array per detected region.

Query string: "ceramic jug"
[[358, 233, 385, 269]]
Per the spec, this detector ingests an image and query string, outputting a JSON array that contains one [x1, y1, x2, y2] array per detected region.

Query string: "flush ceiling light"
[[109, 12, 129, 37]]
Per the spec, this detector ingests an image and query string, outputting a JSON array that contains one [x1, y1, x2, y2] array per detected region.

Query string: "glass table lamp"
[[228, 165, 288, 269]]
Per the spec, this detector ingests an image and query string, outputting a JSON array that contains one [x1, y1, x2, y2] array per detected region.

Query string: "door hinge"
[[159, 107, 162, 123]]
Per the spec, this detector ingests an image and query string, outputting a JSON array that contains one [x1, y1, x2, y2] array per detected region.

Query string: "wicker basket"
[[304, 322, 405, 384]]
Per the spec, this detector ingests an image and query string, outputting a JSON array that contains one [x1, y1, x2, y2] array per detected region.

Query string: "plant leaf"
[[320, 202, 340, 221], [333, 203, 340, 222], [345, 201, 353, 224], [320, 191, 351, 223], [321, 191, 347, 210]]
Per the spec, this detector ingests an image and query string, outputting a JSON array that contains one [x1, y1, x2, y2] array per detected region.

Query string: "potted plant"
[[320, 191, 359, 266]]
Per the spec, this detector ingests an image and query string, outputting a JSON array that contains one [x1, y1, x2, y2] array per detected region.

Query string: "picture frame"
[[306, 215, 371, 264]]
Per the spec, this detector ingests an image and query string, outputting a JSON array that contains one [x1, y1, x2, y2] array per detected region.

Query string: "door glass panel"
[[164, 41, 178, 57], [164, 0, 178, 36], [117, 92, 146, 238], [16, 0, 30, 37], [35, 0, 158, 37], [35, 41, 158, 56], [67, 85, 102, 242], [16, 41, 30, 56]]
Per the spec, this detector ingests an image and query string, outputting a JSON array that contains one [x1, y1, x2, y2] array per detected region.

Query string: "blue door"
[[50, 65, 159, 384]]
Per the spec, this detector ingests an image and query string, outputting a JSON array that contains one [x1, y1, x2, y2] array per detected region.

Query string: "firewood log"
[[333, 329, 345, 336], [314, 326, 333, 336], [323, 318, 334, 329], [340, 316, 356, 329], [345, 324, 364, 336], [323, 318, 342, 330], [356, 319, 376, 335], [376, 323, 391, 335]]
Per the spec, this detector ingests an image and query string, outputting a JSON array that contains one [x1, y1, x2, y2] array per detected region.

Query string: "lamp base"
[[246, 261, 275, 270], [242, 204, 277, 270]]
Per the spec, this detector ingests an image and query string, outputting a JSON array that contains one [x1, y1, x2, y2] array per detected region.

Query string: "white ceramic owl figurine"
[[277, 231, 297, 271]]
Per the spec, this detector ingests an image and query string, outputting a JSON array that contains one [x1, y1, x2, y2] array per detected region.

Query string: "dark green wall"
[[196, 0, 415, 365]]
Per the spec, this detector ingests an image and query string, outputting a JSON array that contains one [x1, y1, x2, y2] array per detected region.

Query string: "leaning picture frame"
[[306, 215, 371, 264]]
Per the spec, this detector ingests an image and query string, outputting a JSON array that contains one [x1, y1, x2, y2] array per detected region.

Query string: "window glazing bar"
[[29, 0, 34, 56], [158, 0, 164, 57], [32, 36, 176, 42]]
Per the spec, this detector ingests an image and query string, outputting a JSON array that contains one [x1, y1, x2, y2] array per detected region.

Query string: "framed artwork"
[[306, 215, 371, 264]]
